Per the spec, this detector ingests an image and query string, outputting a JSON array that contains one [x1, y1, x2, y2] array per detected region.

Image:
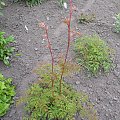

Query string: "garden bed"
[[0, 0, 120, 120]]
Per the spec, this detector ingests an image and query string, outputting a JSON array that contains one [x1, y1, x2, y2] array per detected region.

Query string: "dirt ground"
[[0, 0, 120, 120]]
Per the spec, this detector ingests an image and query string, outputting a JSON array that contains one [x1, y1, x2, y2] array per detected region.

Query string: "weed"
[[0, 32, 15, 65], [0, 73, 15, 116], [114, 13, 120, 33], [0, 0, 5, 16], [23, 0, 68, 7], [74, 34, 112, 75], [26, 0, 46, 6], [78, 13, 95, 24], [58, 0, 67, 8]]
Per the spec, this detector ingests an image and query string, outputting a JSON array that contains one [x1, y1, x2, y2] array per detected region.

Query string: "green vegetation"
[[0, 73, 15, 116], [24, 0, 67, 7], [0, 0, 5, 16], [74, 35, 112, 75], [23, 63, 97, 120], [114, 13, 120, 33], [58, 0, 67, 7], [78, 13, 95, 24], [0, 32, 15, 65], [26, 0, 46, 6]]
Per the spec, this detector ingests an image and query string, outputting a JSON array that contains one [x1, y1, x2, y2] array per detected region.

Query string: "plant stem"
[[45, 28, 54, 96], [59, 0, 73, 94]]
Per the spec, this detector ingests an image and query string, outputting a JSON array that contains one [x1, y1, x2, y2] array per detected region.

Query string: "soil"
[[0, 0, 120, 120]]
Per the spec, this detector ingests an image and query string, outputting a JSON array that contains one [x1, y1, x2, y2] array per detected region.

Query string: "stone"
[[113, 97, 118, 101], [75, 81, 80, 85], [113, 70, 120, 77], [46, 16, 50, 21], [89, 85, 92, 88], [9, 109, 16, 117], [34, 48, 38, 51]]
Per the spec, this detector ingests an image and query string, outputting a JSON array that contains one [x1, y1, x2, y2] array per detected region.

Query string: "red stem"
[[59, 0, 73, 94], [45, 28, 54, 95]]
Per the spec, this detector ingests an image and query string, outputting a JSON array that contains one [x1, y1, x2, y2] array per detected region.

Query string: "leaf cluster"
[[114, 13, 120, 33], [74, 35, 112, 75], [25, 0, 46, 6], [0, 32, 15, 65], [0, 73, 15, 116], [21, 0, 67, 7], [22, 63, 98, 120], [23, 66, 97, 120], [78, 13, 95, 24]]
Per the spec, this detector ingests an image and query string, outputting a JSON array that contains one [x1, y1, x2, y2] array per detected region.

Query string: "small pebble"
[[113, 70, 120, 77], [89, 85, 92, 88], [105, 114, 109, 117], [9, 110, 16, 117], [50, 25, 54, 29], [109, 101, 113, 106], [34, 48, 38, 51], [113, 97, 118, 101], [116, 43, 120, 47], [46, 16, 50, 21], [75, 81, 80, 85], [42, 39, 45, 44]]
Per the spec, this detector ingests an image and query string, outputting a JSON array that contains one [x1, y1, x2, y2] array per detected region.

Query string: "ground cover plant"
[[22, 0, 98, 120], [74, 35, 112, 75], [0, 73, 15, 116], [24, 0, 66, 7], [0, 32, 15, 65], [25, 0, 46, 6], [0, 0, 5, 16], [24, 63, 97, 120], [58, 0, 67, 7], [78, 13, 95, 24], [114, 13, 120, 33]]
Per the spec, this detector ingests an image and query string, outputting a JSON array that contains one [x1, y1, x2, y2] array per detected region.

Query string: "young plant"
[[78, 13, 95, 24], [0, 32, 15, 65], [74, 34, 112, 75], [24, 0, 68, 7], [24, 64, 97, 120], [58, 0, 67, 8], [22, 0, 98, 120], [0, 0, 5, 16], [25, 0, 45, 6], [114, 13, 120, 33], [0, 73, 15, 116]]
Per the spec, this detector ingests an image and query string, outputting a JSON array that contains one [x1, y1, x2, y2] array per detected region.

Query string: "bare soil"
[[0, 0, 120, 120]]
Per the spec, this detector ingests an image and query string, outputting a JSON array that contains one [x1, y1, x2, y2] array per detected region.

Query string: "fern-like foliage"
[[19, 62, 98, 120], [74, 34, 112, 75], [23, 75, 97, 120]]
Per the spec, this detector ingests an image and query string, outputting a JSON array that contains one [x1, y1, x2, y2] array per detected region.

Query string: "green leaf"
[[0, 103, 9, 116], [0, 73, 15, 116], [1, 2, 5, 6], [0, 81, 6, 90]]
